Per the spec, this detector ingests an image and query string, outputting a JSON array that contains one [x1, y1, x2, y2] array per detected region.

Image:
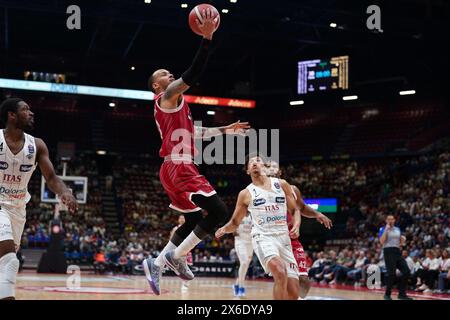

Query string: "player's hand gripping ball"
[[189, 3, 220, 36]]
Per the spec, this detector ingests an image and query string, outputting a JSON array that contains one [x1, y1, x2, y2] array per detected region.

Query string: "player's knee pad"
[[184, 210, 204, 228], [173, 211, 203, 245], [192, 194, 229, 234], [0, 252, 19, 299]]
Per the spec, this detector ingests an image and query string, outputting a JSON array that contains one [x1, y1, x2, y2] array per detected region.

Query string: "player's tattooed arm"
[[292, 185, 332, 229], [193, 125, 220, 139], [280, 179, 301, 238], [215, 189, 250, 238], [194, 121, 251, 139], [35, 138, 78, 213], [160, 78, 190, 108]]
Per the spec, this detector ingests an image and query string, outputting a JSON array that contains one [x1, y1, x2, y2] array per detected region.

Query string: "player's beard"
[[18, 119, 34, 131]]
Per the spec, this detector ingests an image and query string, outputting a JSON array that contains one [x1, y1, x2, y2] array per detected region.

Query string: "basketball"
[[188, 4, 221, 36]]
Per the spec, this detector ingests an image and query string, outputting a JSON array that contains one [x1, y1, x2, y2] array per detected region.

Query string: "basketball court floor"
[[15, 272, 450, 300]]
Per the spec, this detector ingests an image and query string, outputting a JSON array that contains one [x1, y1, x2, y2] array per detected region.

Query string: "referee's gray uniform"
[[379, 226, 410, 297]]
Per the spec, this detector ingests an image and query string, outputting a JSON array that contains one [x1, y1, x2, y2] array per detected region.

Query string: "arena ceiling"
[[0, 0, 448, 99]]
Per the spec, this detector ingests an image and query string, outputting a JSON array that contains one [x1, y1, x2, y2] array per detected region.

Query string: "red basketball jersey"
[[153, 93, 198, 158], [287, 185, 298, 230], [287, 208, 295, 230]]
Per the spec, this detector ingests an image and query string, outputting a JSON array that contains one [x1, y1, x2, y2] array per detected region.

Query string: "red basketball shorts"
[[291, 240, 308, 276], [159, 160, 216, 213]]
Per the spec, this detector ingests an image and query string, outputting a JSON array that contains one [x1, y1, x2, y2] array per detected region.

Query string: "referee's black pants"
[[384, 247, 410, 296]]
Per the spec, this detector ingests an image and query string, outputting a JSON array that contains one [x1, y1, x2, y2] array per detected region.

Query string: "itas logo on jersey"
[[0, 161, 8, 170], [253, 198, 266, 206], [264, 204, 280, 212], [3, 174, 22, 184], [19, 164, 33, 172]]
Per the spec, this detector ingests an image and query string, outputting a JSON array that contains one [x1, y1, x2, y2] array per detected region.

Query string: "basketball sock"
[[0, 253, 19, 299], [173, 232, 202, 259], [154, 241, 177, 268], [238, 261, 250, 288]]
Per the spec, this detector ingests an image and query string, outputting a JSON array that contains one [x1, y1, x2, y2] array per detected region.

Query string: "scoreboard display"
[[297, 56, 349, 94]]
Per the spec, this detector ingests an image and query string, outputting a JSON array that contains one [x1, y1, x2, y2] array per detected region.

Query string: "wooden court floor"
[[15, 272, 449, 300]]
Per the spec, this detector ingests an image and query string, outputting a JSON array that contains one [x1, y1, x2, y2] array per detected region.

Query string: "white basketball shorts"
[[0, 205, 26, 250], [252, 233, 299, 279]]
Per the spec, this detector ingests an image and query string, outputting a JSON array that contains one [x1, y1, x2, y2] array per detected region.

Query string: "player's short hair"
[[0, 98, 23, 125]]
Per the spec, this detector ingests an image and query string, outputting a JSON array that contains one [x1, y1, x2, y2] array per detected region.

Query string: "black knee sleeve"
[[191, 194, 229, 236], [172, 210, 203, 246]]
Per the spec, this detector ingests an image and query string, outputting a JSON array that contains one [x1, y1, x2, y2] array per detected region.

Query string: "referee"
[[379, 214, 413, 300]]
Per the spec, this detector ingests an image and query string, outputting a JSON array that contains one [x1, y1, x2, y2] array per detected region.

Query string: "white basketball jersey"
[[246, 177, 288, 237], [0, 130, 37, 209], [235, 213, 252, 241]]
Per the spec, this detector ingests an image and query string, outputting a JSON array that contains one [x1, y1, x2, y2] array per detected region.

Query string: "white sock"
[[154, 241, 177, 267], [238, 262, 250, 287], [173, 232, 202, 259], [0, 253, 19, 299]]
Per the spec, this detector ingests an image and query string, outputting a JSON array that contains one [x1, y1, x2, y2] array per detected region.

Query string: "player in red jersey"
[[265, 160, 332, 298], [142, 8, 250, 295]]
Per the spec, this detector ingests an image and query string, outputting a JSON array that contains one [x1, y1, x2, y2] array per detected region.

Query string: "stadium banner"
[[304, 198, 338, 213], [0, 78, 256, 108], [133, 261, 237, 277], [184, 95, 256, 108], [0, 78, 154, 101]]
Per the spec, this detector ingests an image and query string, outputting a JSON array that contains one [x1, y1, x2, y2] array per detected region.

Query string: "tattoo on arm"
[[161, 78, 190, 107], [194, 126, 226, 139]]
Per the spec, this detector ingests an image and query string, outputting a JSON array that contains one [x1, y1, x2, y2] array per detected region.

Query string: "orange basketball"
[[188, 3, 220, 36]]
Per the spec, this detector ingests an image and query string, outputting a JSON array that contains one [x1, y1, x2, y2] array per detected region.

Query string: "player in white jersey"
[[265, 160, 332, 299], [0, 98, 78, 300], [232, 211, 253, 297], [216, 155, 301, 300]]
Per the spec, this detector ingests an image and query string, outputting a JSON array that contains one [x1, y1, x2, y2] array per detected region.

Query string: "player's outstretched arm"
[[280, 179, 301, 239], [194, 121, 251, 139], [292, 185, 332, 229], [161, 8, 217, 108], [215, 189, 250, 238], [35, 138, 78, 213]]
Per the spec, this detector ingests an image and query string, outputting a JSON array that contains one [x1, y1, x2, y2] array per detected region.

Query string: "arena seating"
[[10, 93, 448, 293]]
